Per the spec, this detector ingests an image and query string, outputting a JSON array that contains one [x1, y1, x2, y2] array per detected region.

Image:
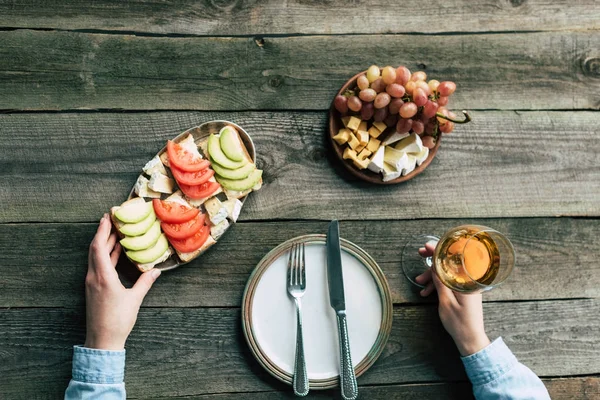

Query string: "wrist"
[[85, 335, 125, 351], [454, 332, 490, 357]]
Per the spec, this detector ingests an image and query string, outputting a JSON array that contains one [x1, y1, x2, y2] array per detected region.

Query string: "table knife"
[[326, 220, 359, 400]]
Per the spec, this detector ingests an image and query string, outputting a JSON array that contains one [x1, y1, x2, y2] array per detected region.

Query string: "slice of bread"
[[110, 198, 173, 272]]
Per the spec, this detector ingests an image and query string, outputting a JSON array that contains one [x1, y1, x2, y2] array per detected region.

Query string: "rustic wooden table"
[[1, 2, 599, 399]]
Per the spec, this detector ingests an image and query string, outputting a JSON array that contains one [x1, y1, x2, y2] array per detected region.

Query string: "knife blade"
[[326, 220, 358, 400]]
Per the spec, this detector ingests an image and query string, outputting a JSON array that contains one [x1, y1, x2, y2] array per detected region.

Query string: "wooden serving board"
[[126, 120, 256, 271]]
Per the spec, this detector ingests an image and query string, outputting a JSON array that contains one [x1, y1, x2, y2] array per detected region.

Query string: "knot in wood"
[[581, 56, 600, 78], [269, 75, 284, 88], [509, 0, 527, 7]]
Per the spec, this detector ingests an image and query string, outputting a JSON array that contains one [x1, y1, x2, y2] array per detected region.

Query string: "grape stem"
[[435, 110, 471, 124]]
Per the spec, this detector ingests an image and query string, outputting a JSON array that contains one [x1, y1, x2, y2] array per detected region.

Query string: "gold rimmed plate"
[[126, 120, 256, 271], [242, 234, 393, 389]]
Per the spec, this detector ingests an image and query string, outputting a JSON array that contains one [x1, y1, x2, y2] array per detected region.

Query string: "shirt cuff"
[[460, 337, 518, 386], [71, 345, 126, 384]]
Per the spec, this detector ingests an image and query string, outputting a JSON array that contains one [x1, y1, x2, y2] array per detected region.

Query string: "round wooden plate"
[[328, 70, 442, 185], [126, 120, 256, 271], [241, 234, 393, 389]]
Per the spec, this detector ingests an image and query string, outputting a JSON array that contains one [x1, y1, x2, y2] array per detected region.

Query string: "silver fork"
[[287, 242, 309, 397]]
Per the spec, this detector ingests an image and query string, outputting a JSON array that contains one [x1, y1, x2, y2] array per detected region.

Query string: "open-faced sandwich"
[[110, 124, 262, 272]]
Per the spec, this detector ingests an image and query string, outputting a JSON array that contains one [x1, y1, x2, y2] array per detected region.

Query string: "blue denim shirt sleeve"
[[461, 337, 550, 400], [64, 346, 126, 400]]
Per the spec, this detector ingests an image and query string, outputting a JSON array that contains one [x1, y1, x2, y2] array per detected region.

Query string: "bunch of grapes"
[[334, 65, 470, 149]]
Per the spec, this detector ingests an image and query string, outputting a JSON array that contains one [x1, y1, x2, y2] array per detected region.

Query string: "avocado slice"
[[216, 169, 263, 191], [126, 233, 169, 264], [115, 199, 153, 224], [119, 209, 156, 237], [219, 126, 245, 162], [208, 134, 247, 169], [120, 220, 162, 251], [211, 162, 255, 180]]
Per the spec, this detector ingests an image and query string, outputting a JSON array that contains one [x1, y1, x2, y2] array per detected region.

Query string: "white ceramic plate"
[[242, 234, 392, 389]]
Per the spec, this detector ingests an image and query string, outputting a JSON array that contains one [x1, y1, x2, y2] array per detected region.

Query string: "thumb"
[[132, 268, 161, 302]]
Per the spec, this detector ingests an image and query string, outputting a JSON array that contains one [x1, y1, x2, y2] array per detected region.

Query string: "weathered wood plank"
[[1, 300, 598, 397], [1, 1, 599, 35], [1, 218, 598, 308], [0, 30, 598, 111], [1, 111, 598, 223], [142, 377, 600, 399]]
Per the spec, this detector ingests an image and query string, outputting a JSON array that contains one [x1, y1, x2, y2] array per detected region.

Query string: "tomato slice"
[[161, 213, 206, 240], [152, 199, 199, 224], [167, 140, 209, 172], [171, 164, 215, 186], [169, 224, 211, 253], [178, 181, 221, 200]]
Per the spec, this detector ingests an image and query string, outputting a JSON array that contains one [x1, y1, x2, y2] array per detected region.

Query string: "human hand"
[[416, 242, 490, 356], [84, 213, 161, 350]]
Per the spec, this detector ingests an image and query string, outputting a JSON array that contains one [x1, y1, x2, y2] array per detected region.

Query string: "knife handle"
[[293, 298, 309, 396], [336, 312, 358, 400]]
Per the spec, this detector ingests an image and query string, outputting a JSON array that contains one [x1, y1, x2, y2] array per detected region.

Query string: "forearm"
[[64, 346, 126, 400], [461, 337, 550, 400]]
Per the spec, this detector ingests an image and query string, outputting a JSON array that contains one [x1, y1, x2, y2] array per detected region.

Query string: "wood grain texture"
[[1, 218, 598, 308], [1, 1, 599, 35], [1, 30, 598, 111], [1, 111, 598, 223], [1, 300, 598, 398], [140, 377, 600, 399]]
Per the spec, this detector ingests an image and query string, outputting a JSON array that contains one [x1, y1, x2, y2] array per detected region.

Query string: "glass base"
[[401, 234, 440, 288]]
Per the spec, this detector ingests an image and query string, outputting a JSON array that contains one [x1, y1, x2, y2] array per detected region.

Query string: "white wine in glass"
[[402, 225, 515, 293]]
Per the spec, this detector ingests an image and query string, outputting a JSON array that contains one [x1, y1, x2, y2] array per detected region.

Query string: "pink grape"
[[386, 83, 406, 98], [374, 92, 391, 109], [347, 96, 362, 112], [422, 136, 435, 149], [438, 81, 456, 96], [404, 81, 417, 95], [388, 98, 404, 115], [437, 96, 449, 106], [334, 95, 348, 113], [400, 102, 418, 119], [425, 122, 437, 135], [415, 80, 431, 96], [412, 120, 425, 135], [384, 113, 398, 127], [396, 118, 413, 133], [357, 74, 369, 90], [382, 66, 397, 85], [413, 88, 428, 107], [422, 100, 439, 118], [361, 101, 375, 120], [359, 88, 377, 102], [411, 71, 427, 82], [440, 121, 455, 133], [371, 78, 386, 93], [395, 66, 411, 85], [367, 65, 380, 83], [373, 106, 388, 122], [428, 79, 440, 92], [436, 107, 449, 123]]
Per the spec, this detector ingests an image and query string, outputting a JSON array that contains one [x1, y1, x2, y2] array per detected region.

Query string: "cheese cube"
[[384, 147, 410, 171], [333, 129, 351, 145], [356, 130, 369, 146], [394, 133, 423, 154], [134, 175, 162, 199], [204, 197, 228, 225], [222, 199, 243, 222], [148, 172, 175, 194], [382, 163, 402, 182], [210, 219, 230, 239], [143, 155, 167, 176], [343, 148, 357, 160], [368, 126, 383, 139], [341, 116, 351, 128], [402, 154, 417, 176], [357, 148, 372, 160], [355, 144, 366, 153], [414, 146, 430, 166], [358, 121, 368, 132], [382, 132, 410, 146], [353, 157, 370, 170], [366, 137, 381, 153], [368, 146, 385, 174], [347, 132, 360, 150], [347, 116, 361, 132], [373, 121, 387, 133]]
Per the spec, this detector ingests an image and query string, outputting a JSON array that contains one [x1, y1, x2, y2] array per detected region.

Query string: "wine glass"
[[401, 225, 515, 293]]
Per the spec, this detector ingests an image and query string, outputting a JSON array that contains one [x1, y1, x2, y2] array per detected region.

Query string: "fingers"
[[110, 243, 122, 266], [425, 241, 436, 254], [95, 214, 112, 245], [106, 233, 118, 253], [415, 268, 432, 286], [131, 269, 161, 303], [418, 247, 429, 257], [432, 272, 457, 306], [420, 282, 435, 297]]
